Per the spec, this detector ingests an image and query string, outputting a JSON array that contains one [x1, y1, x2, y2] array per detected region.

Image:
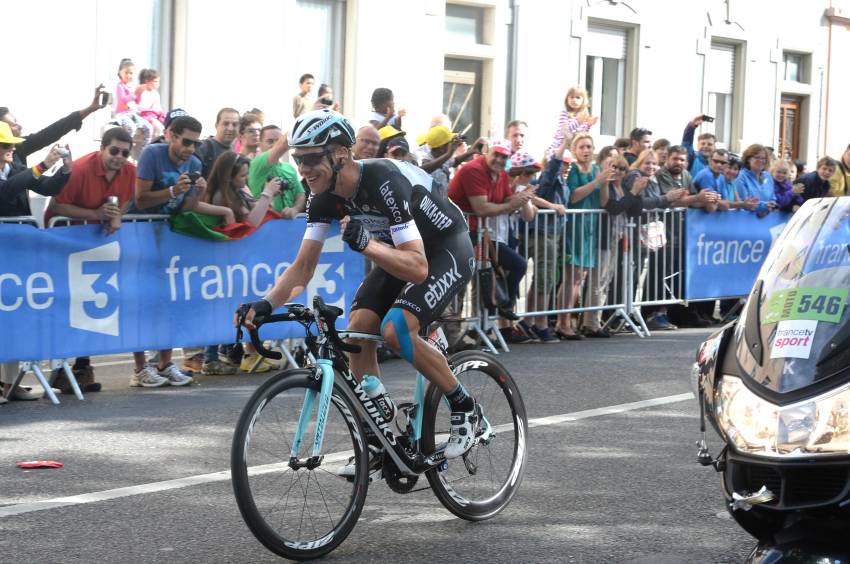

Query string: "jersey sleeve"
[[303, 192, 337, 242], [375, 167, 423, 246]]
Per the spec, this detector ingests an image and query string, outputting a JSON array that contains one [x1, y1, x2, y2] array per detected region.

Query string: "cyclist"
[[239, 109, 480, 460]]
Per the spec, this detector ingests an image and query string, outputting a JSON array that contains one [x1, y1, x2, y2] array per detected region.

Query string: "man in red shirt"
[[44, 127, 136, 393], [448, 140, 534, 232], [45, 127, 135, 230]]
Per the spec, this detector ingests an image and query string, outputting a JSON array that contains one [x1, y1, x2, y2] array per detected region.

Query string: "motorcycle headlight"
[[716, 375, 850, 457]]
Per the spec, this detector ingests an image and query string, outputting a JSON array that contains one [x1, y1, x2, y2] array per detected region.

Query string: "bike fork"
[[289, 359, 335, 467]]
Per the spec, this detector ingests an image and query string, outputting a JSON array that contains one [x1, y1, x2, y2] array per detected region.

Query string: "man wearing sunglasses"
[[43, 126, 137, 396], [240, 109, 483, 460], [45, 127, 135, 231]]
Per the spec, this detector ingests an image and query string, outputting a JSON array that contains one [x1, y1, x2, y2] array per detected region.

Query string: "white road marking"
[[0, 392, 694, 518]]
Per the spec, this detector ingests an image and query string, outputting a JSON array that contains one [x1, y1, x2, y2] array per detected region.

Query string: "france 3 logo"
[[68, 242, 121, 336]]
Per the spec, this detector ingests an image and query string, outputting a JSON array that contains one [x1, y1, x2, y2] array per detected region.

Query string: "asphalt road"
[[0, 328, 755, 563]]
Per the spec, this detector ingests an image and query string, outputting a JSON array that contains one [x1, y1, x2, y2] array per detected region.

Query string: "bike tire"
[[231, 368, 369, 560], [421, 351, 529, 521]]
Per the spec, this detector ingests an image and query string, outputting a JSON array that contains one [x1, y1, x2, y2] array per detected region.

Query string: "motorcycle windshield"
[[734, 197, 850, 394]]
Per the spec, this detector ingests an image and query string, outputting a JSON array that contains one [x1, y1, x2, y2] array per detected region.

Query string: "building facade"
[[6, 0, 850, 166]]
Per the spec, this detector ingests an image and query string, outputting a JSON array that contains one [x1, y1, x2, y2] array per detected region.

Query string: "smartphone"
[[99, 91, 112, 106], [187, 171, 202, 184], [701, 114, 715, 123]]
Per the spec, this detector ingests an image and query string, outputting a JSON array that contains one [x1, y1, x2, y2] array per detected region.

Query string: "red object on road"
[[16, 460, 64, 469]]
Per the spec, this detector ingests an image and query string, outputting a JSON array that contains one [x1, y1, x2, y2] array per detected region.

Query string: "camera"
[[701, 114, 715, 123], [457, 134, 468, 142], [187, 171, 202, 184], [266, 175, 289, 190], [99, 91, 112, 107], [320, 97, 333, 107], [55, 148, 70, 158]]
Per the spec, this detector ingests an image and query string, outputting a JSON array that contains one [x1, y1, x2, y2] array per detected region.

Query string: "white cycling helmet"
[[289, 109, 356, 148]]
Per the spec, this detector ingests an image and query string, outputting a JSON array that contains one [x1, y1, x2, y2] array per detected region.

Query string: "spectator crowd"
[[2, 65, 849, 404]]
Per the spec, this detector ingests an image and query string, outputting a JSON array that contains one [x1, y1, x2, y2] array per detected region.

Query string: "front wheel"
[[231, 368, 369, 560], [422, 351, 528, 520]]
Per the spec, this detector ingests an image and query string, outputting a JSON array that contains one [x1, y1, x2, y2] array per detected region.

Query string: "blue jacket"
[[681, 123, 708, 176], [534, 156, 570, 234], [795, 171, 831, 201], [735, 168, 775, 213]]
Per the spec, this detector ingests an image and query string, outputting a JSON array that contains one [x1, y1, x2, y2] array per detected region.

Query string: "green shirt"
[[247, 151, 303, 212]]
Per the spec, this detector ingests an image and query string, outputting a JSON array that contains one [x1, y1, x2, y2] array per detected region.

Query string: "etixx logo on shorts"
[[770, 319, 817, 359], [68, 242, 121, 336]]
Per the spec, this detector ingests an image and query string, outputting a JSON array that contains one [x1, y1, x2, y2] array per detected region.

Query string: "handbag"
[[477, 230, 513, 310]]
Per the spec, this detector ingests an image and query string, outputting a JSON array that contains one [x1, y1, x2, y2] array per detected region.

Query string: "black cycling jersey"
[[303, 158, 468, 247]]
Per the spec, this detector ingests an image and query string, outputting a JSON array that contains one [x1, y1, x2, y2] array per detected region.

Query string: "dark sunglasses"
[[108, 146, 131, 157], [0, 142, 14, 150], [293, 148, 333, 167], [712, 159, 729, 165], [177, 136, 202, 148]]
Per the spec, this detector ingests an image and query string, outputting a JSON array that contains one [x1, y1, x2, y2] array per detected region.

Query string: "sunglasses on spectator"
[[108, 146, 131, 157], [292, 148, 333, 167], [0, 143, 14, 150], [712, 159, 729, 165], [177, 136, 202, 148]]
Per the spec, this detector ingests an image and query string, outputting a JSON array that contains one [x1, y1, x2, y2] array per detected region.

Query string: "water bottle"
[[361, 375, 396, 422]]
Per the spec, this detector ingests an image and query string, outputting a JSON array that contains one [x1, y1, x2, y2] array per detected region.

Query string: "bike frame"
[[290, 328, 451, 476]]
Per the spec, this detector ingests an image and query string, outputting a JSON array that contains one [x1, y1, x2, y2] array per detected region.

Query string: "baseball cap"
[[417, 125, 454, 149], [386, 136, 410, 155], [0, 122, 24, 144], [378, 125, 405, 141], [490, 139, 512, 157], [164, 108, 189, 130], [509, 151, 541, 170]]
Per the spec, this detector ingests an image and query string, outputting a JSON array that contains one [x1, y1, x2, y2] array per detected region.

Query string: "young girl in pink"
[[113, 58, 152, 157], [547, 86, 598, 157], [135, 68, 166, 139]]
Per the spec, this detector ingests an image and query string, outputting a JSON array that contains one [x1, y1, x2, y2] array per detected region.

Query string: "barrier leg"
[[61, 360, 84, 400], [28, 362, 60, 405], [471, 323, 499, 355], [279, 340, 299, 369]]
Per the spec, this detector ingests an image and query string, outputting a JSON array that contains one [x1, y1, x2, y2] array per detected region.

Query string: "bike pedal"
[[437, 461, 448, 472]]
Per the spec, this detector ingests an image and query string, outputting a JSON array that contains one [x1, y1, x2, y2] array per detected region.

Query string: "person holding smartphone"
[[681, 114, 717, 176], [0, 84, 108, 168]]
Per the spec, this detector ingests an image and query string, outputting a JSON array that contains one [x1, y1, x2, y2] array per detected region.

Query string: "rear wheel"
[[422, 351, 528, 520], [231, 369, 369, 560]]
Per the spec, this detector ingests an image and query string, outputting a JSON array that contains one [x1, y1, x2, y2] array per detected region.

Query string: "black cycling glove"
[[342, 219, 370, 252], [237, 299, 272, 324]]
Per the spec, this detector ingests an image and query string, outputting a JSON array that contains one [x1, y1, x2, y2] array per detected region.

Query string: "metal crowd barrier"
[[455, 206, 697, 345], [48, 214, 171, 228]]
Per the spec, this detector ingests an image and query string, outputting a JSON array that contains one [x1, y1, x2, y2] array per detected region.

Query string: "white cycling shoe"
[[444, 403, 482, 459], [336, 444, 383, 481]]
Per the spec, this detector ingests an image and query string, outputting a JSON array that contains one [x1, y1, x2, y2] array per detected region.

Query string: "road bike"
[[231, 295, 528, 560]]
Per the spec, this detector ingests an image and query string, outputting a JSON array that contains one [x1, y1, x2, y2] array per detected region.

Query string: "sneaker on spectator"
[[158, 362, 194, 386], [129, 365, 169, 388], [501, 327, 532, 344], [534, 326, 560, 343], [240, 353, 276, 373], [182, 352, 203, 373], [202, 360, 238, 375], [516, 320, 541, 343], [647, 314, 678, 331]]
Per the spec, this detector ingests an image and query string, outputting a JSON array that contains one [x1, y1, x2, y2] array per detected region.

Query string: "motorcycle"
[[694, 197, 850, 562]]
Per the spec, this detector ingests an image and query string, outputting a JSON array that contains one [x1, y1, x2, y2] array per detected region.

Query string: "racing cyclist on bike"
[[239, 109, 480, 460]]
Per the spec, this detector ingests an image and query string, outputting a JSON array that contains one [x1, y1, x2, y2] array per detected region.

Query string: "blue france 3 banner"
[[0, 220, 364, 362], [685, 209, 791, 300]]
